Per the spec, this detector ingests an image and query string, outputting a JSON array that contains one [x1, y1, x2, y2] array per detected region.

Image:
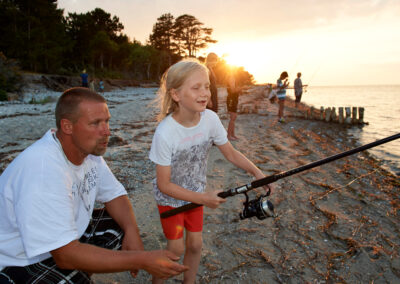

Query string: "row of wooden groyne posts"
[[236, 103, 367, 125], [218, 87, 367, 125], [304, 106, 367, 125]]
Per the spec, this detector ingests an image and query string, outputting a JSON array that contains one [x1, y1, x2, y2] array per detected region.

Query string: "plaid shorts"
[[0, 208, 124, 284]]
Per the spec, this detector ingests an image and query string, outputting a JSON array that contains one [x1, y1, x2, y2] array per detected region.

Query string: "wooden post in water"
[[331, 107, 337, 122], [252, 104, 258, 114], [352, 107, 357, 123], [338, 107, 344, 124], [345, 107, 352, 124], [320, 107, 324, 120], [310, 106, 315, 120], [358, 107, 365, 124], [325, 107, 332, 122]]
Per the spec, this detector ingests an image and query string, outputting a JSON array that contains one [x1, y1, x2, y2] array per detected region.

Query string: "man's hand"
[[121, 229, 144, 277], [141, 250, 189, 279]]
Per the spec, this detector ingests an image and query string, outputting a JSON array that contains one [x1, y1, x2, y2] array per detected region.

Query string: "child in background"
[[149, 59, 269, 284], [99, 78, 105, 95], [276, 71, 289, 123], [89, 78, 95, 91]]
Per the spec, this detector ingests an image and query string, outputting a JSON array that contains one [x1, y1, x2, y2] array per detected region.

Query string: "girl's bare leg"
[[183, 231, 203, 284], [278, 99, 285, 120], [152, 238, 185, 284]]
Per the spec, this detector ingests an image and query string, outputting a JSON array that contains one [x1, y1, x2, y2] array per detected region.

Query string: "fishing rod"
[[160, 132, 400, 220]]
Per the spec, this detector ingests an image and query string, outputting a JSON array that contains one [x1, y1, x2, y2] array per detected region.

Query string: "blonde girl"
[[149, 58, 268, 284]]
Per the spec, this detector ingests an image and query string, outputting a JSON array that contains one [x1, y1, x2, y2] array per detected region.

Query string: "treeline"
[[0, 0, 254, 93]]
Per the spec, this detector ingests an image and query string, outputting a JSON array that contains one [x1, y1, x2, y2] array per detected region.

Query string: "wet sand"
[[0, 87, 399, 283]]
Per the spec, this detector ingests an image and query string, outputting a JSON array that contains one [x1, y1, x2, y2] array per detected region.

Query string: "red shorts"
[[157, 205, 203, 240]]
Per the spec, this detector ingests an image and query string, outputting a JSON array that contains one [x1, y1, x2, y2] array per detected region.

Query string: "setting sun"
[[205, 38, 303, 84], [205, 41, 272, 83]]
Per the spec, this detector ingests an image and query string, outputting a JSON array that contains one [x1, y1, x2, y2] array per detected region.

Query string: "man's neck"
[[56, 131, 86, 165]]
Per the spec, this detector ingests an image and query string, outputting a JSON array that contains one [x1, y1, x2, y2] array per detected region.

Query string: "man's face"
[[71, 100, 111, 158]]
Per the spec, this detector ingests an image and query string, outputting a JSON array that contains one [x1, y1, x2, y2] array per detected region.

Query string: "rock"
[[7, 93, 19, 101], [108, 136, 128, 147]]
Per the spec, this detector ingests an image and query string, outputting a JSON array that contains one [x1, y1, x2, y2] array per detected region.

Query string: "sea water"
[[291, 85, 400, 175]]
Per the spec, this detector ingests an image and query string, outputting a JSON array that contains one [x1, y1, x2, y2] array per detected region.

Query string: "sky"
[[58, 0, 400, 86]]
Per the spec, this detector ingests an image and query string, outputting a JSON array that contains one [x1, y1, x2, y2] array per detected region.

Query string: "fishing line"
[[310, 168, 379, 202]]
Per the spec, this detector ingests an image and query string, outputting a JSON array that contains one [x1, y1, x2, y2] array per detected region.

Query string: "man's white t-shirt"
[[0, 129, 126, 269], [149, 110, 228, 207]]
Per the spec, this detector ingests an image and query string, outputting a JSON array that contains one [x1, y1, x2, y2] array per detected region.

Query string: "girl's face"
[[172, 69, 211, 114]]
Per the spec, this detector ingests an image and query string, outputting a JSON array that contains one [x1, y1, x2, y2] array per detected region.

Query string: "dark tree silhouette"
[[173, 14, 217, 57]]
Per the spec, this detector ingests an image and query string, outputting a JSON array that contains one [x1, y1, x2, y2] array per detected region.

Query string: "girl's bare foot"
[[228, 136, 238, 141]]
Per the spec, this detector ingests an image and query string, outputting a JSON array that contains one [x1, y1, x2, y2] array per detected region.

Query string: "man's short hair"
[[55, 87, 106, 129]]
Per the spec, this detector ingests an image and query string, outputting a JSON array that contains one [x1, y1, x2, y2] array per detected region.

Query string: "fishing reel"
[[240, 188, 276, 220]]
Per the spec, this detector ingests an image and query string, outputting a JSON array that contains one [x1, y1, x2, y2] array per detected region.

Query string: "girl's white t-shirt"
[[0, 129, 126, 269], [149, 110, 228, 207]]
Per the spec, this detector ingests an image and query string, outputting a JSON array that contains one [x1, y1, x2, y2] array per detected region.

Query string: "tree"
[[0, 0, 22, 60], [0, 0, 68, 73], [90, 31, 116, 69], [149, 13, 175, 66], [0, 52, 23, 95], [88, 8, 124, 40], [149, 13, 174, 52], [65, 8, 124, 71], [173, 14, 217, 57]]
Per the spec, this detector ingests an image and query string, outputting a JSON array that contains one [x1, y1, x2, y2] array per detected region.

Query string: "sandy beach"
[[0, 85, 399, 283]]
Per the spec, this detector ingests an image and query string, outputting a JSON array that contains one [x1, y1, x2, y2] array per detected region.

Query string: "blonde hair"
[[155, 58, 209, 121]]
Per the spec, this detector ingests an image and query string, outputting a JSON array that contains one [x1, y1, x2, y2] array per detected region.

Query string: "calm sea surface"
[[288, 85, 400, 175]]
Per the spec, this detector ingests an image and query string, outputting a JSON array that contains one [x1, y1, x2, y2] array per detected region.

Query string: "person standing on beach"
[[0, 87, 187, 283], [294, 72, 304, 108], [205, 52, 219, 113], [99, 78, 105, 95], [89, 77, 95, 91], [276, 71, 289, 123], [80, 69, 89, 87], [226, 67, 246, 140], [149, 59, 269, 284]]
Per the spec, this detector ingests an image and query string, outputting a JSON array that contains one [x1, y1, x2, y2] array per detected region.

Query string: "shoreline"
[[0, 86, 399, 283]]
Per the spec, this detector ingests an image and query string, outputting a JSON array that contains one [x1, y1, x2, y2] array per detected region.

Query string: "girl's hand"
[[254, 172, 274, 195], [263, 184, 274, 195], [201, 191, 226, 209]]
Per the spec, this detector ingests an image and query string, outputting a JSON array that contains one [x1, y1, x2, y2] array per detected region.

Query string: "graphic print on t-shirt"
[[71, 166, 98, 212], [154, 140, 212, 207]]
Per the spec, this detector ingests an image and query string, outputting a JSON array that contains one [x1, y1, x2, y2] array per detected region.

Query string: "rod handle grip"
[[218, 191, 231, 198], [160, 191, 230, 219], [160, 203, 202, 219]]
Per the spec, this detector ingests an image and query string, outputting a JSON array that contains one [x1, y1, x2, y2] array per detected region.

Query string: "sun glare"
[[207, 41, 270, 83], [206, 34, 328, 84]]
